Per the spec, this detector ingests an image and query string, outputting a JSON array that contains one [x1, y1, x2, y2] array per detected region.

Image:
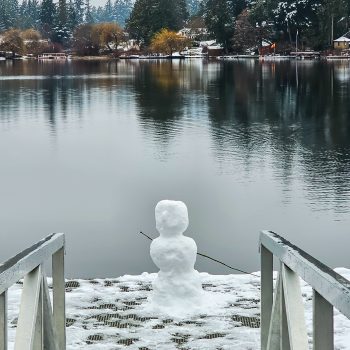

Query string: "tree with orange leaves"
[[92, 23, 125, 53], [150, 29, 189, 55]]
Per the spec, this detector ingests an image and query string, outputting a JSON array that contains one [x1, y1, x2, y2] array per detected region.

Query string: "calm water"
[[0, 59, 350, 278]]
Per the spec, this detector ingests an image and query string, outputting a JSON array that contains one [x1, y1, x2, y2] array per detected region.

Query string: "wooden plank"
[[261, 244, 273, 350], [267, 274, 281, 350], [313, 289, 334, 350], [42, 277, 59, 350], [52, 247, 66, 350], [14, 266, 42, 350], [33, 277, 43, 350], [280, 278, 291, 350], [0, 290, 7, 350], [260, 231, 350, 319], [0, 234, 64, 294], [282, 264, 308, 350]]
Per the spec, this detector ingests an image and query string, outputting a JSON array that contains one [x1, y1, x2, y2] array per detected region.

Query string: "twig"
[[139, 231, 154, 241], [139, 231, 259, 278]]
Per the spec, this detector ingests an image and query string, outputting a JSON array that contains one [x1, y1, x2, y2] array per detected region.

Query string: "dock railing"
[[0, 233, 66, 350], [260, 230, 350, 350]]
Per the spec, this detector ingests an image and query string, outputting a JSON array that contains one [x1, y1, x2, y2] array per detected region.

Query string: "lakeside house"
[[200, 40, 224, 56], [258, 40, 274, 55], [23, 38, 50, 45], [178, 17, 209, 41], [178, 27, 208, 40], [334, 33, 350, 50], [117, 39, 140, 53]]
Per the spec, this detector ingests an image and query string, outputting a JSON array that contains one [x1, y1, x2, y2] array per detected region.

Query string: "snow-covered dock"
[[7, 270, 350, 350]]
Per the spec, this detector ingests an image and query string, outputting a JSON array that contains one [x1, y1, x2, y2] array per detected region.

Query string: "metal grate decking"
[[10, 276, 261, 348], [60, 277, 260, 348]]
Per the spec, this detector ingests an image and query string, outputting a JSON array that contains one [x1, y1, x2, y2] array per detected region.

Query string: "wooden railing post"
[[33, 276, 43, 350], [0, 290, 7, 350], [261, 244, 273, 350], [280, 267, 290, 350], [0, 234, 65, 350], [52, 246, 66, 350], [266, 273, 281, 350], [261, 231, 350, 350], [15, 266, 42, 350], [313, 289, 334, 350]]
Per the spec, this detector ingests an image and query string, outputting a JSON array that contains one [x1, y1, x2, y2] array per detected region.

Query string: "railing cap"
[[260, 230, 350, 318], [0, 233, 65, 294]]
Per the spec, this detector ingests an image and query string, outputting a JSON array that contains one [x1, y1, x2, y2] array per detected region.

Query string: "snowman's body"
[[150, 200, 203, 311]]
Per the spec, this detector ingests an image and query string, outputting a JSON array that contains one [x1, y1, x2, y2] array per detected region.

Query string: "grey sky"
[[91, 0, 107, 6]]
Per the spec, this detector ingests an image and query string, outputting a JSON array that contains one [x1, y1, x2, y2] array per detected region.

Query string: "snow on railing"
[[260, 230, 350, 350], [0, 233, 66, 350]]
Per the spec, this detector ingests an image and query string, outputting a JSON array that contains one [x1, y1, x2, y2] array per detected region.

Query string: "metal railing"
[[260, 230, 350, 350], [0, 233, 66, 350]]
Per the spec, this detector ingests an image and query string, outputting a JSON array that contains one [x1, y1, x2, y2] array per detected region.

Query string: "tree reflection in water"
[[2, 59, 350, 276]]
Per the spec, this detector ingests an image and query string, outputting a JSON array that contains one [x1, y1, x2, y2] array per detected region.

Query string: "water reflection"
[[1, 59, 350, 276], [1, 60, 350, 211], [202, 61, 350, 212], [0, 61, 133, 131], [132, 61, 185, 148]]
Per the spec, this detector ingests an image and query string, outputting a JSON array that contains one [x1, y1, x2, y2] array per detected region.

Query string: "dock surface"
[[6, 270, 350, 349]]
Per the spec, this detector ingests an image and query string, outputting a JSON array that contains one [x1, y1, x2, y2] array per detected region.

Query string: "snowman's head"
[[155, 200, 189, 237]]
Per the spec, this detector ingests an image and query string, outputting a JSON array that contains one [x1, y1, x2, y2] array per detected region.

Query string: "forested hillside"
[[0, 0, 348, 51], [0, 0, 203, 31]]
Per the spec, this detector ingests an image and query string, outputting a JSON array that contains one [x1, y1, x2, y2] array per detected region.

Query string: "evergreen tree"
[[40, 0, 56, 37], [9, 0, 19, 27], [92, 6, 105, 22], [203, 0, 247, 51], [248, 0, 349, 49], [85, 0, 94, 23], [0, 0, 7, 31], [186, 0, 202, 16], [18, 0, 40, 29], [126, 0, 188, 44], [67, 0, 78, 32], [204, 0, 234, 50], [179, 0, 189, 21], [232, 9, 257, 52], [57, 0, 68, 25], [273, 0, 320, 42], [18, 0, 28, 28], [0, 0, 19, 30], [113, 0, 134, 27], [318, 0, 348, 44], [0, 7, 6, 33], [74, 0, 85, 25], [104, 0, 115, 22], [28, 0, 40, 28], [53, 0, 70, 45]]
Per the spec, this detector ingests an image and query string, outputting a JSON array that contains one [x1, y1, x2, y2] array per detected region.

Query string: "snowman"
[[149, 200, 203, 315]]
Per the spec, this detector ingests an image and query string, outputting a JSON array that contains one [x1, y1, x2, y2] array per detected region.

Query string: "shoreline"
[[3, 54, 350, 62], [70, 55, 118, 61]]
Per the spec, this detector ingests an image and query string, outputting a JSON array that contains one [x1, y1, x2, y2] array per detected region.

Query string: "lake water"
[[0, 59, 350, 278]]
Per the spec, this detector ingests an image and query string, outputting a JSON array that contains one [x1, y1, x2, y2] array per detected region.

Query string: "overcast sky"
[[91, 0, 107, 6]]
